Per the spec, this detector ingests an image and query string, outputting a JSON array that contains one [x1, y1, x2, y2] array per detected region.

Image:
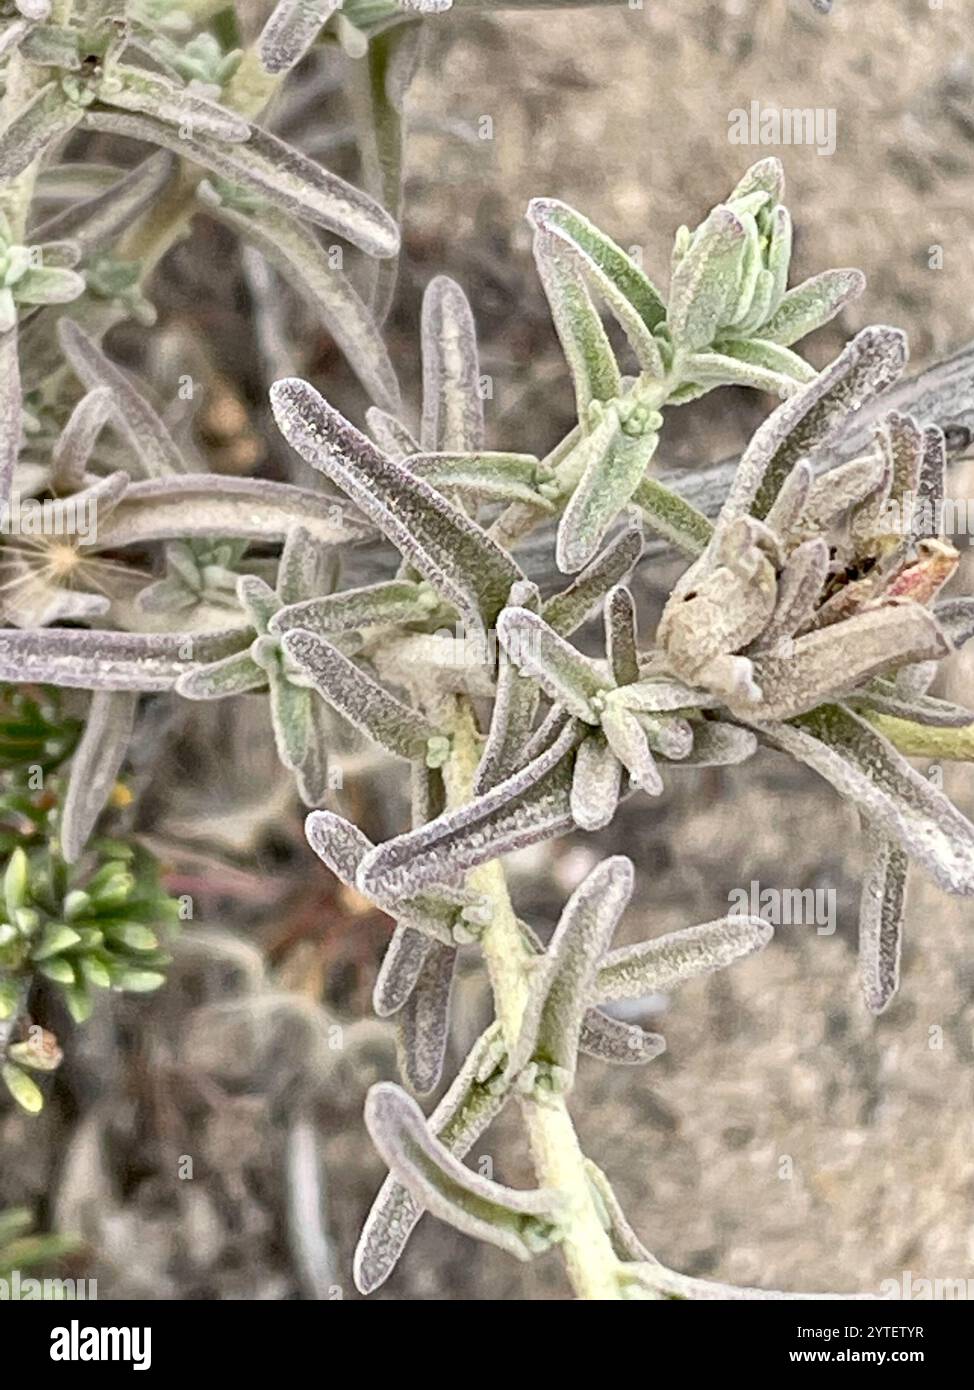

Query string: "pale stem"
[[440, 698, 624, 1299]]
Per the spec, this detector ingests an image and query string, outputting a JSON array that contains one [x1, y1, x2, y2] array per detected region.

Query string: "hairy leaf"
[[60, 691, 138, 863]]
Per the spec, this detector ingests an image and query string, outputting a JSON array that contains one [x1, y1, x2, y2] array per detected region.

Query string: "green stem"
[[441, 699, 623, 1300]]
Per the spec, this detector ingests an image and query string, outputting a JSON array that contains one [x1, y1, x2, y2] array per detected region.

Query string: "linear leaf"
[[363, 1081, 562, 1258], [198, 185, 400, 412], [556, 410, 658, 573], [81, 109, 399, 259], [528, 198, 666, 375], [420, 276, 485, 452], [473, 581, 542, 794], [374, 925, 432, 1017], [858, 819, 908, 1015], [0, 328, 20, 504], [578, 1010, 665, 1066], [604, 584, 638, 687], [570, 731, 622, 831], [597, 914, 773, 1001], [0, 81, 82, 182], [282, 627, 440, 760], [497, 606, 612, 722], [542, 517, 643, 636], [0, 627, 248, 691], [57, 319, 187, 478], [506, 856, 633, 1092], [271, 580, 431, 637], [759, 703, 974, 896], [745, 604, 949, 721], [534, 225, 621, 418], [270, 378, 522, 631], [406, 452, 550, 509], [353, 1023, 511, 1294], [358, 720, 580, 899], [61, 691, 138, 863], [89, 475, 370, 549], [176, 649, 266, 699], [759, 268, 866, 347], [667, 205, 746, 352], [51, 386, 114, 491], [615, 676, 716, 713], [395, 943, 456, 1095], [601, 703, 662, 794], [259, 0, 340, 72], [631, 476, 713, 557], [100, 66, 250, 142]]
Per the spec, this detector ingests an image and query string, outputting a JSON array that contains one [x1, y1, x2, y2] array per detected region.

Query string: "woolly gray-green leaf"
[[354, 1023, 511, 1294], [528, 198, 666, 376], [358, 719, 580, 899], [669, 720, 757, 766], [347, 22, 422, 324], [395, 943, 456, 1095], [81, 109, 399, 259], [714, 326, 907, 533], [631, 476, 713, 558], [0, 81, 83, 183], [406, 452, 551, 510], [570, 731, 621, 832], [175, 649, 266, 700], [759, 704, 974, 896], [366, 407, 420, 461], [849, 681, 974, 729], [615, 676, 716, 714], [542, 517, 643, 636], [258, 0, 340, 72], [685, 348, 806, 398], [420, 276, 485, 453], [60, 691, 138, 864], [604, 584, 639, 687], [743, 604, 949, 721], [198, 186, 400, 412], [33, 152, 175, 257], [578, 1010, 665, 1066], [276, 525, 322, 608], [533, 225, 620, 419], [506, 856, 633, 1092], [473, 581, 542, 795], [269, 670, 312, 770], [0, 626, 248, 691], [50, 386, 114, 492], [271, 580, 432, 637], [667, 204, 746, 352], [596, 913, 773, 1001], [858, 820, 908, 1016], [601, 702, 662, 794], [99, 66, 250, 143], [556, 408, 659, 573], [58, 319, 187, 479], [374, 924, 432, 1017], [89, 475, 369, 549], [363, 1081, 562, 1258], [282, 627, 440, 760], [497, 606, 611, 722], [0, 328, 20, 504], [758, 268, 866, 348], [270, 378, 522, 632]]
